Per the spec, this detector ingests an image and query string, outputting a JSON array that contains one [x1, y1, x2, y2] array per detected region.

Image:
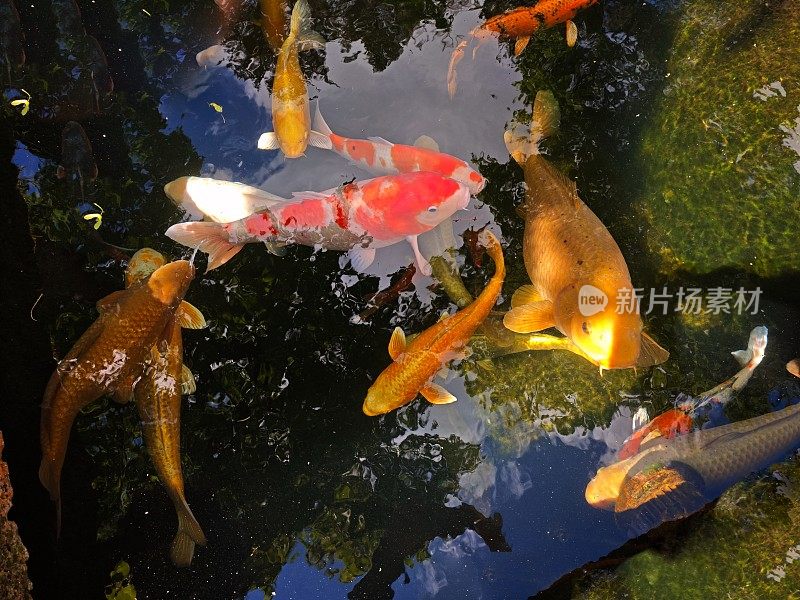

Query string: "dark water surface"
[[2, 0, 800, 599]]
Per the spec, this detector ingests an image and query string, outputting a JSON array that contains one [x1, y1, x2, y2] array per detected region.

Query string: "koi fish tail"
[[478, 229, 505, 278], [503, 90, 560, 164], [289, 0, 325, 52], [447, 39, 469, 99], [165, 221, 244, 272], [170, 493, 207, 567], [38, 457, 63, 536]]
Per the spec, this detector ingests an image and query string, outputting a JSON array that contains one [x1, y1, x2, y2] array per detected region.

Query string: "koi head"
[[585, 456, 639, 509], [556, 283, 644, 369], [452, 165, 487, 195], [125, 248, 166, 288], [407, 176, 470, 229], [147, 260, 195, 305]]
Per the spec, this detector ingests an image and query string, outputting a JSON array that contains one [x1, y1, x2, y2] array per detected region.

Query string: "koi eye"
[[427, 206, 438, 213], [582, 321, 591, 335]]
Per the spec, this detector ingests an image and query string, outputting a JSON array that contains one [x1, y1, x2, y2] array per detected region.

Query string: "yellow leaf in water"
[[84, 213, 103, 229], [209, 102, 223, 113]]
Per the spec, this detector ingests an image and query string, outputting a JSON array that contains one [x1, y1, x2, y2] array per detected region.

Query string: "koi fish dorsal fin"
[[368, 136, 393, 146], [503, 300, 555, 333], [636, 332, 670, 368], [510, 285, 542, 308], [420, 382, 457, 405], [181, 364, 197, 395], [414, 135, 439, 152], [566, 20, 578, 47], [388, 327, 406, 359], [177, 301, 206, 329], [513, 36, 530, 56]]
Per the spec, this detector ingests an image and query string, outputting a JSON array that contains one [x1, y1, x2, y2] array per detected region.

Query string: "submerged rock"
[[638, 0, 800, 277], [0, 433, 32, 600]]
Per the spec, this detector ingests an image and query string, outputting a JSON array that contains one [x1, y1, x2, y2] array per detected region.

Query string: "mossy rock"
[[638, 0, 800, 278]]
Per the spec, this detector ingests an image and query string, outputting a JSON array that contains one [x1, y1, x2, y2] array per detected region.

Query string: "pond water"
[[2, 0, 800, 599]]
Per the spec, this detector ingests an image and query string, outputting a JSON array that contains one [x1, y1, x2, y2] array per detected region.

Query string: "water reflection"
[[4, 0, 800, 598]]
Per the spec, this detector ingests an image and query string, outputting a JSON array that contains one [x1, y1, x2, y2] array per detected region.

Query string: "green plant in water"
[[105, 561, 136, 600]]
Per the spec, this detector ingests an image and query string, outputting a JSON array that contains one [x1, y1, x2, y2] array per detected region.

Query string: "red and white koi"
[[305, 105, 486, 195], [165, 172, 471, 274]]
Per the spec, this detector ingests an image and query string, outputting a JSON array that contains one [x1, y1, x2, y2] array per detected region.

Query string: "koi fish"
[[585, 400, 800, 535], [619, 326, 768, 459], [789, 359, 800, 378], [165, 171, 471, 275], [618, 409, 692, 460], [308, 105, 486, 195], [447, 0, 598, 98], [39, 259, 200, 531], [256, 0, 330, 158], [86, 34, 113, 112], [692, 326, 768, 411], [125, 249, 206, 567], [357, 264, 416, 323], [56, 121, 98, 201], [362, 229, 505, 416], [260, 0, 288, 51], [164, 176, 287, 224], [502, 91, 668, 370], [0, 0, 25, 82]]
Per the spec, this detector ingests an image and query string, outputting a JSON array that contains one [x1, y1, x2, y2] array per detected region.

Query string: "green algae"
[[637, 0, 800, 278]]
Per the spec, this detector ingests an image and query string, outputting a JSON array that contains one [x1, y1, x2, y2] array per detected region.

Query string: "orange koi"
[[618, 409, 692, 460], [362, 230, 505, 416], [448, 0, 599, 97]]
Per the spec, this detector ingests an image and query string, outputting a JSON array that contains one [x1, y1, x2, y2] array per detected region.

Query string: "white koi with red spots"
[[299, 105, 486, 195], [165, 171, 471, 274]]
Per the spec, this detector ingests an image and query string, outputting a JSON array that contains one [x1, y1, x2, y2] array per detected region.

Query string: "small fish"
[[618, 409, 693, 460], [56, 121, 98, 201], [125, 249, 206, 566], [260, 0, 288, 51], [196, 44, 227, 68], [0, 0, 26, 82], [788, 359, 800, 378], [165, 171, 471, 275], [502, 91, 668, 370], [362, 230, 505, 416], [308, 105, 486, 195], [586, 400, 800, 535], [39, 259, 198, 532], [357, 264, 416, 322], [256, 0, 330, 157], [164, 176, 287, 223], [448, 0, 599, 97], [86, 34, 113, 112]]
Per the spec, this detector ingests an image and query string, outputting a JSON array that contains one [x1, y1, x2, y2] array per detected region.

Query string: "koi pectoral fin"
[[420, 382, 457, 405], [308, 130, 333, 150], [349, 246, 376, 273], [502, 301, 555, 333], [257, 132, 280, 150], [566, 20, 578, 47], [637, 332, 670, 368], [510, 284, 543, 308], [177, 301, 207, 329], [181, 364, 197, 395], [513, 36, 530, 56], [406, 235, 432, 276]]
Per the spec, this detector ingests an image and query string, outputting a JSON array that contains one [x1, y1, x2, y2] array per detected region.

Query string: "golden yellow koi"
[[363, 230, 505, 416], [502, 91, 668, 370], [256, 0, 330, 157]]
